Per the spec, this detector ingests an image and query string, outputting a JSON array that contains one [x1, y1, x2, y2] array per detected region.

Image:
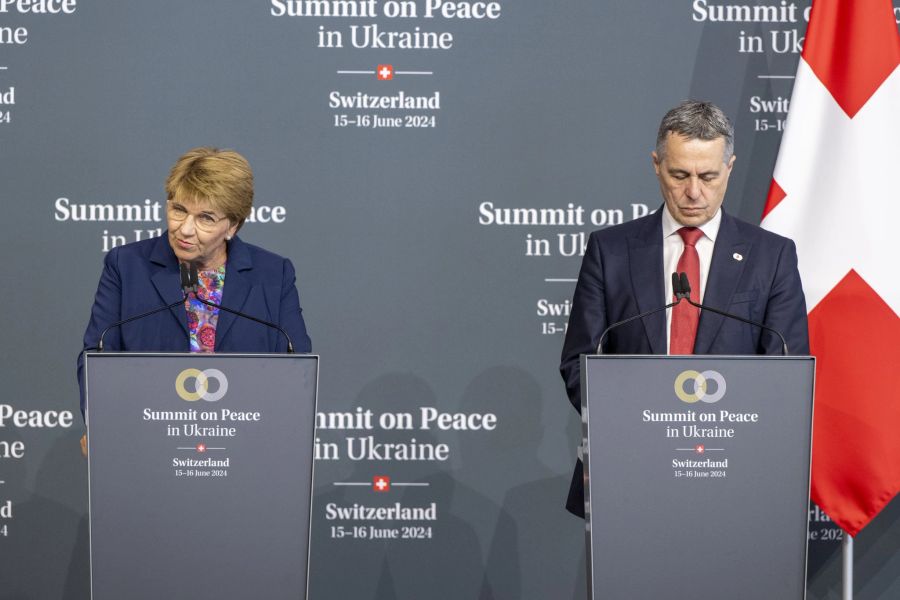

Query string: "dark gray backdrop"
[[1, 2, 898, 598]]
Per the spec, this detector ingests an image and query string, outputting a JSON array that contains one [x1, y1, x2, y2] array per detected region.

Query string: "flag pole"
[[842, 531, 853, 600]]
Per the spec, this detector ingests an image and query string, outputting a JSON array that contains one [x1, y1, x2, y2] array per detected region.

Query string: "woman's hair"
[[165, 147, 254, 229]]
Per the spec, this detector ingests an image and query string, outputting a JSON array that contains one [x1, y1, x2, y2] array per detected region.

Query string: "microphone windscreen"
[[189, 262, 200, 287], [679, 272, 691, 295], [671, 272, 682, 297], [179, 262, 191, 290]]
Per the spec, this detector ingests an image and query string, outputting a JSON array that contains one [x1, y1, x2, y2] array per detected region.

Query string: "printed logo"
[[373, 475, 391, 492], [674, 370, 726, 404], [377, 64, 394, 80], [175, 368, 228, 402]]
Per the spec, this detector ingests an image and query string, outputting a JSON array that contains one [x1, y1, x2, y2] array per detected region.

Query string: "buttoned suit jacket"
[[77, 234, 312, 414], [559, 208, 809, 516]]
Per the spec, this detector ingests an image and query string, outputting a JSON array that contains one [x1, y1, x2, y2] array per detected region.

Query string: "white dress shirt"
[[662, 204, 722, 353]]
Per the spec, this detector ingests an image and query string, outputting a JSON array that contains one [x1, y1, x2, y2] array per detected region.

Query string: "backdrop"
[[1, 1, 898, 598]]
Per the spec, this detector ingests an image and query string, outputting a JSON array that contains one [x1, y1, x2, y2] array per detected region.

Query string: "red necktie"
[[670, 227, 704, 354]]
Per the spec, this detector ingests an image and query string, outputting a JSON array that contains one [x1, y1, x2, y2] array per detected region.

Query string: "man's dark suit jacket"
[[78, 233, 312, 414], [559, 208, 809, 517]]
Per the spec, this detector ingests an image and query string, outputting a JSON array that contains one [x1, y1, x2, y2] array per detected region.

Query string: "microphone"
[[596, 273, 684, 354], [673, 271, 689, 300], [184, 262, 296, 353], [98, 295, 186, 352], [678, 272, 789, 355], [180, 262, 197, 295], [96, 263, 197, 352]]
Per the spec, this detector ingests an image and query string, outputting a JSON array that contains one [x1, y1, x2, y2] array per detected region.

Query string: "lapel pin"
[[733, 253, 743, 261]]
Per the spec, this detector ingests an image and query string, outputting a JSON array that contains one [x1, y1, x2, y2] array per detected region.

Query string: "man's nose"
[[686, 177, 702, 200]]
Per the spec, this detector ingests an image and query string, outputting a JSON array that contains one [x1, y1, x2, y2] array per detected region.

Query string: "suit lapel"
[[628, 210, 666, 354], [215, 236, 254, 350], [149, 235, 189, 336], [694, 212, 749, 354]]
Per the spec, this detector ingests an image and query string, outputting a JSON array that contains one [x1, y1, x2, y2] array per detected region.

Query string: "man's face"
[[652, 132, 735, 227]]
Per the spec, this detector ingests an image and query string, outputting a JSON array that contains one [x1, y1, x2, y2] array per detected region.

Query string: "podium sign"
[[582, 355, 814, 600], [85, 353, 318, 600]]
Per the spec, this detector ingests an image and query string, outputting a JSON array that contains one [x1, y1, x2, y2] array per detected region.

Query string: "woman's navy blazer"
[[77, 233, 312, 414]]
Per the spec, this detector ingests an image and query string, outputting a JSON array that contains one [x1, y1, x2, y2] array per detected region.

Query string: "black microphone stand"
[[98, 297, 186, 351], [596, 273, 686, 354], [678, 272, 789, 355], [184, 262, 295, 353]]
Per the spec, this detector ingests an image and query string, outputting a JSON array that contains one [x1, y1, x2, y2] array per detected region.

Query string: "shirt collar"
[[661, 203, 722, 242]]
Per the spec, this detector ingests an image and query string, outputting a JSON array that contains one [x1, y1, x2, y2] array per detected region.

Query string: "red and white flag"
[[761, 0, 900, 536]]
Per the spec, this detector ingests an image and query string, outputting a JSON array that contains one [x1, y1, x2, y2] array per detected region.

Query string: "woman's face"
[[166, 197, 238, 269]]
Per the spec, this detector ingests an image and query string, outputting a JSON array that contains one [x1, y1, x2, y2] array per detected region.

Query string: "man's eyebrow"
[[667, 168, 721, 177]]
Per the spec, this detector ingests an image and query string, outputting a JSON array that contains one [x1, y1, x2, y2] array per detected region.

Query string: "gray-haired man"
[[560, 100, 809, 517]]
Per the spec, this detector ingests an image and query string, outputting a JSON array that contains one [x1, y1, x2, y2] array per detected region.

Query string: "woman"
[[78, 147, 312, 415]]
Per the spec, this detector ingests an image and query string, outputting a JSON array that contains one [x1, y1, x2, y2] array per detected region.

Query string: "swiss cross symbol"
[[373, 475, 391, 492], [377, 64, 394, 80], [196, 443, 207, 453], [695, 444, 705, 454]]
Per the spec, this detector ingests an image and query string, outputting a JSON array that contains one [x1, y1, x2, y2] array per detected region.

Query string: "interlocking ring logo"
[[175, 368, 228, 402], [674, 370, 726, 404]]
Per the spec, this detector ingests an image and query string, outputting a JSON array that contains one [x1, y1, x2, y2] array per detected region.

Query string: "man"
[[559, 100, 809, 517]]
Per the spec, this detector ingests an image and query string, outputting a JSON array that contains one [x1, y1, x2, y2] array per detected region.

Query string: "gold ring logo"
[[675, 370, 726, 404], [175, 368, 228, 402]]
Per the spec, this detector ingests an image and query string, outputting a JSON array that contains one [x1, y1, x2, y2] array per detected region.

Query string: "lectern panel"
[[85, 353, 318, 600]]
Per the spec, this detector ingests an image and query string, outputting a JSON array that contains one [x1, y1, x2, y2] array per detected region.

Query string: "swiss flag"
[[377, 64, 394, 81], [761, 0, 900, 536], [372, 475, 391, 492]]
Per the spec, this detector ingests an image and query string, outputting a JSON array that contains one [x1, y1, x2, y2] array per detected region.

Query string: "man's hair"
[[655, 100, 734, 164], [165, 147, 254, 231]]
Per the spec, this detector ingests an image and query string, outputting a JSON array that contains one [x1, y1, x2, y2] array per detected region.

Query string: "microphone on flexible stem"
[[98, 288, 188, 352], [180, 261, 197, 295], [185, 262, 296, 353], [677, 272, 789, 355], [596, 273, 685, 354], [673, 271, 689, 300]]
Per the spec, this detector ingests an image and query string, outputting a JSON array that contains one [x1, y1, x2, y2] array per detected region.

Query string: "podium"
[[84, 352, 318, 600], [581, 355, 814, 600]]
